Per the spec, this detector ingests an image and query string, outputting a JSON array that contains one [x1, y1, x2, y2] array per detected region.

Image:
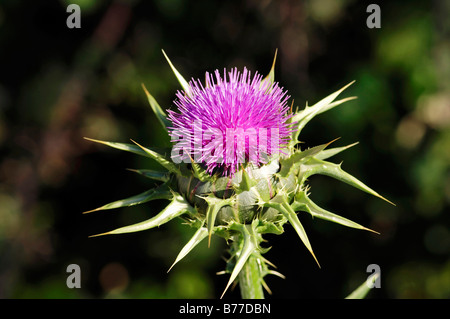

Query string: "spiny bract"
[[84, 50, 394, 299]]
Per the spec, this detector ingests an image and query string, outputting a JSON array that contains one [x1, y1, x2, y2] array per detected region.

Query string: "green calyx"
[[84, 50, 394, 299]]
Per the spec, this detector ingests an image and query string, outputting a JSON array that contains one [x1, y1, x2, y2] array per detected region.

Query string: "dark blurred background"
[[0, 0, 449, 299]]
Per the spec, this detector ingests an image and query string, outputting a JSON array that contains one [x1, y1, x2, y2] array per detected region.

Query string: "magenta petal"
[[168, 67, 292, 176]]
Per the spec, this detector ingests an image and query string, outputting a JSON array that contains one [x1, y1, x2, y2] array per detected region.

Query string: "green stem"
[[228, 221, 265, 299], [238, 254, 265, 299]]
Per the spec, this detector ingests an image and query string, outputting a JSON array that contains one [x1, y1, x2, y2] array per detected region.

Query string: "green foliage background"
[[0, 0, 448, 299]]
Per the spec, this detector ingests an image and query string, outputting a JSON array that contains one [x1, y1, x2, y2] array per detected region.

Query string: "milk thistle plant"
[[85, 50, 393, 299]]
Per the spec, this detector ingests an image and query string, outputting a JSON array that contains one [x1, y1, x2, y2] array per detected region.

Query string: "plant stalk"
[[238, 254, 265, 299]]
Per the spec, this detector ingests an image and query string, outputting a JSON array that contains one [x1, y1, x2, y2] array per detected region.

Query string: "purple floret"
[[168, 67, 292, 176]]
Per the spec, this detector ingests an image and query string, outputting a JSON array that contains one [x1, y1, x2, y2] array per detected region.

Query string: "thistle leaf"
[[280, 138, 340, 177], [291, 81, 356, 145], [187, 154, 214, 182], [277, 156, 299, 178], [199, 195, 234, 247], [261, 49, 278, 89], [292, 191, 379, 233], [301, 158, 395, 206], [141, 83, 171, 132], [256, 218, 284, 235], [83, 183, 172, 214], [168, 226, 209, 273], [131, 139, 183, 176], [221, 223, 258, 299], [265, 193, 320, 267], [317, 96, 357, 117], [192, 162, 213, 183], [314, 142, 359, 161], [84, 137, 150, 158], [297, 138, 340, 159], [345, 272, 380, 299], [280, 202, 320, 268], [238, 168, 257, 193], [162, 49, 191, 96], [89, 194, 195, 237], [126, 168, 170, 182]]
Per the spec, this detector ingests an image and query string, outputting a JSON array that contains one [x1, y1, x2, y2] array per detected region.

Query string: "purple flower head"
[[168, 67, 292, 176]]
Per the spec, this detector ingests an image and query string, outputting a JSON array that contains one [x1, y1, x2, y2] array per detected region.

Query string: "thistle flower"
[[167, 67, 292, 176], [84, 50, 394, 299]]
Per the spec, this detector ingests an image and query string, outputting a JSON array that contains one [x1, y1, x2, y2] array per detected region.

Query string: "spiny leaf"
[[291, 81, 356, 145], [345, 272, 380, 299], [301, 158, 395, 206], [221, 223, 258, 299], [264, 193, 320, 268], [256, 218, 284, 235], [261, 49, 278, 89], [168, 226, 209, 273], [277, 156, 299, 178], [293, 87, 356, 126], [162, 49, 191, 96], [89, 194, 195, 237], [126, 168, 170, 182], [83, 183, 172, 214], [279, 138, 340, 177], [192, 162, 213, 183], [317, 96, 357, 117], [186, 153, 214, 182], [84, 137, 150, 157], [314, 142, 359, 161], [141, 83, 171, 132], [131, 139, 183, 176], [292, 191, 379, 233], [297, 138, 340, 160], [199, 195, 234, 247], [238, 168, 257, 193]]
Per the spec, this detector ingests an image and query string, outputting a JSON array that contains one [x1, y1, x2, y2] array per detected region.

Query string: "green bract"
[[84, 50, 394, 299]]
